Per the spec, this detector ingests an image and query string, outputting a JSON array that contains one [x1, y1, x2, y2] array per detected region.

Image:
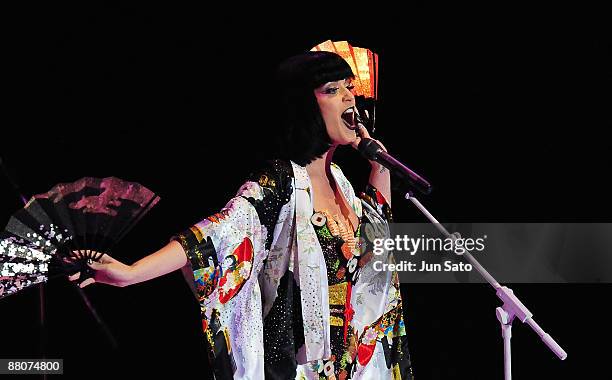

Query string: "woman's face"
[[314, 78, 358, 145]]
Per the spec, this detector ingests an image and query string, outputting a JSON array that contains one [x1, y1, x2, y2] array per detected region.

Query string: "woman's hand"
[[351, 125, 392, 207], [68, 241, 188, 288], [351, 125, 388, 170], [68, 251, 134, 288]]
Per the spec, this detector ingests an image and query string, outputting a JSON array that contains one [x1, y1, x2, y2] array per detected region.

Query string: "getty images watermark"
[[371, 233, 487, 273], [367, 223, 612, 283]]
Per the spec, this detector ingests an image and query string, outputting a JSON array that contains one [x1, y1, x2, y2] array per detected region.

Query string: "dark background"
[[1, 4, 610, 379]]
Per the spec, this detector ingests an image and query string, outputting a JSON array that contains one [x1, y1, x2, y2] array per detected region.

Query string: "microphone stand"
[[403, 191, 567, 379]]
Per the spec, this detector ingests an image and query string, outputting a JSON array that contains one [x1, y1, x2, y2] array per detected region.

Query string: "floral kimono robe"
[[173, 160, 412, 380]]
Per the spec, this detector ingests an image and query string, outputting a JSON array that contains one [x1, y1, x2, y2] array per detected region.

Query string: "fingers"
[[87, 260, 105, 270], [353, 125, 384, 151], [79, 278, 95, 288], [71, 249, 106, 259], [376, 140, 388, 152], [358, 124, 372, 139], [66, 258, 106, 286], [351, 125, 366, 149], [96, 254, 116, 264], [70, 250, 115, 265], [67, 271, 96, 287], [360, 125, 388, 152], [71, 249, 91, 259]]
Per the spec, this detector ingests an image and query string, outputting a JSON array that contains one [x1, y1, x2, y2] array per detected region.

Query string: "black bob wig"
[[274, 51, 354, 166]]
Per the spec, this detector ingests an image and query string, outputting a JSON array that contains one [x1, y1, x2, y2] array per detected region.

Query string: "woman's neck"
[[306, 147, 336, 182]]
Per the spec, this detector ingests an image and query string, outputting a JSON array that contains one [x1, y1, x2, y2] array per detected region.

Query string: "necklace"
[[319, 210, 359, 260]]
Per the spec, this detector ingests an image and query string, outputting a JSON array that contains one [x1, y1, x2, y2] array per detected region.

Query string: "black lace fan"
[[0, 176, 160, 299]]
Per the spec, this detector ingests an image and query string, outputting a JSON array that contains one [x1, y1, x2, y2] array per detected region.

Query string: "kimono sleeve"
[[171, 160, 293, 380], [358, 184, 414, 378], [360, 183, 393, 223]]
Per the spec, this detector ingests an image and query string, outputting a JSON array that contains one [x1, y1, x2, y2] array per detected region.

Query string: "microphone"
[[357, 138, 432, 195]]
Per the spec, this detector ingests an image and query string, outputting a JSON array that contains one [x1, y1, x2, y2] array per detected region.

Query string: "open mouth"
[[341, 107, 357, 130]]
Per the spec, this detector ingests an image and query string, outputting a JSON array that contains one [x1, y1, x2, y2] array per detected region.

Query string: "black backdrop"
[[1, 4, 610, 380]]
